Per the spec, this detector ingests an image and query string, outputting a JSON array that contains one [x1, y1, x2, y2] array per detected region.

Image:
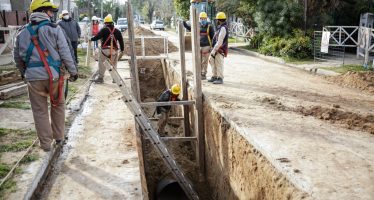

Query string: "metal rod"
[[140, 100, 195, 107]]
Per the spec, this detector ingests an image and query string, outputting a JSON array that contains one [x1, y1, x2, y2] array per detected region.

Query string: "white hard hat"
[[62, 10, 69, 15], [92, 16, 97, 20]]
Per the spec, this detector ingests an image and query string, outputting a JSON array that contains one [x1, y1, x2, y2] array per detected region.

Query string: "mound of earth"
[[328, 71, 374, 93], [124, 26, 178, 56]]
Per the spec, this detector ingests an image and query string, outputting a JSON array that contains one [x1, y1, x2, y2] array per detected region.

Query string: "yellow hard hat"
[[59, 13, 63, 19], [171, 84, 181, 95], [216, 12, 226, 20], [104, 14, 113, 23], [30, 0, 58, 12], [199, 12, 207, 19]]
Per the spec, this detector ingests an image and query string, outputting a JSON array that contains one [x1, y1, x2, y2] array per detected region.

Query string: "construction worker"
[[13, 0, 78, 151], [208, 12, 228, 84], [91, 16, 99, 49], [183, 12, 214, 80], [156, 84, 181, 135], [58, 10, 81, 64], [91, 14, 124, 84]]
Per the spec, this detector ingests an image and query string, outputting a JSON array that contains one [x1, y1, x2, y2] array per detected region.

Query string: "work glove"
[[69, 74, 78, 82]]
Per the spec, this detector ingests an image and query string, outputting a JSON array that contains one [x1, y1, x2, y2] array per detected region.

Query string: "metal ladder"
[[104, 61, 200, 200]]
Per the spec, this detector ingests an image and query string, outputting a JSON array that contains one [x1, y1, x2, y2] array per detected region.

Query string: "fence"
[[228, 21, 252, 43]]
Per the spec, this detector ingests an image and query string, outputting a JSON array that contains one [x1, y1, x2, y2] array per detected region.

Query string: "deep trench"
[[136, 59, 309, 200]]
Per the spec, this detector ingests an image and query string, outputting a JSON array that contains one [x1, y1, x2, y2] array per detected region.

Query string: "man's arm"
[[12, 32, 25, 76], [76, 21, 81, 38], [183, 21, 191, 31], [211, 26, 226, 55], [56, 27, 77, 75], [116, 30, 125, 51], [91, 28, 104, 41]]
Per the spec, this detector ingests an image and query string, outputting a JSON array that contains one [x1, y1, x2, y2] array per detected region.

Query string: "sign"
[[321, 31, 330, 53]]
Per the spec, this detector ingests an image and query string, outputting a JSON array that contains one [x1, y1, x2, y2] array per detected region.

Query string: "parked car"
[[150, 20, 164, 30], [139, 18, 145, 24], [116, 18, 128, 32]]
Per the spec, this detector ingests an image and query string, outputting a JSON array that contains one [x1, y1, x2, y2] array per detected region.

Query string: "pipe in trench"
[[156, 178, 188, 200]]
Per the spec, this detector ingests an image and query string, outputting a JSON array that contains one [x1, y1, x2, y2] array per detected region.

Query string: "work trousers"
[[28, 80, 65, 151], [209, 53, 224, 78], [200, 46, 211, 76], [71, 41, 78, 64], [98, 48, 118, 79], [157, 111, 169, 135]]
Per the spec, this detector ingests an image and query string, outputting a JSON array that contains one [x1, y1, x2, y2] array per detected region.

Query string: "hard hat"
[[59, 13, 63, 19], [216, 12, 226, 20], [62, 10, 69, 15], [92, 16, 97, 20], [30, 0, 58, 12], [199, 12, 207, 19], [104, 14, 113, 23], [171, 84, 181, 95]]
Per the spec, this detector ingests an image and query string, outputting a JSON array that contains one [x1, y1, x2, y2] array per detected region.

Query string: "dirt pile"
[[261, 97, 374, 134], [328, 71, 374, 93], [124, 26, 178, 56]]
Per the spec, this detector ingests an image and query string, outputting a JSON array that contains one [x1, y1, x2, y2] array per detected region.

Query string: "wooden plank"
[[149, 117, 184, 121], [190, 6, 205, 180], [0, 84, 27, 100], [178, 21, 191, 137], [0, 81, 24, 91], [126, 0, 141, 101], [140, 100, 195, 107]]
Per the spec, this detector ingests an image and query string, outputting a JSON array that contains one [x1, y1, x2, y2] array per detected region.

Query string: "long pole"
[[85, 0, 92, 66], [178, 21, 190, 137], [304, 0, 307, 35], [101, 0, 103, 19], [190, 6, 204, 180]]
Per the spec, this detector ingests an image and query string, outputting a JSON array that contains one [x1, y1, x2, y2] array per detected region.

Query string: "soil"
[[261, 97, 374, 134], [124, 26, 178, 56], [137, 59, 166, 101], [327, 71, 374, 93]]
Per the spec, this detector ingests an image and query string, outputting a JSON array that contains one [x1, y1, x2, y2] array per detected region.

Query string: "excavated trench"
[[136, 59, 309, 200]]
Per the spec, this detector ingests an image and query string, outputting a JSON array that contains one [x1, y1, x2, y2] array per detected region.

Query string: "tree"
[[173, 0, 190, 20]]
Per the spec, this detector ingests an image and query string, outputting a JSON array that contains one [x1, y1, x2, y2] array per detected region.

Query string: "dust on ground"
[[261, 97, 374, 134], [327, 71, 374, 93], [124, 26, 178, 56]]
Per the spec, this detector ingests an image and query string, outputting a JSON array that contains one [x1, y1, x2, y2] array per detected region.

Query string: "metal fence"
[[314, 31, 346, 65]]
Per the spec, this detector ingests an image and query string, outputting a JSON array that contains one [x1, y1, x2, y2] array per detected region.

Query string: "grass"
[[0, 101, 31, 110], [0, 163, 11, 178], [20, 154, 39, 164], [0, 128, 36, 138], [68, 84, 78, 94], [0, 140, 34, 153], [320, 64, 373, 74], [228, 37, 246, 44], [283, 56, 314, 64], [0, 179, 16, 197]]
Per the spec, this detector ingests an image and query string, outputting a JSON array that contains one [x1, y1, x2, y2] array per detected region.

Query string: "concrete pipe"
[[156, 178, 188, 200]]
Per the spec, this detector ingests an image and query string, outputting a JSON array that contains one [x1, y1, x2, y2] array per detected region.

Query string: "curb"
[[229, 46, 340, 76]]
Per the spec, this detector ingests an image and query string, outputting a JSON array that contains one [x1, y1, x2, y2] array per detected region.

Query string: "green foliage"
[[0, 179, 16, 197], [0, 140, 33, 153], [258, 29, 312, 59], [173, 0, 190, 20], [0, 102, 31, 110], [0, 163, 10, 178], [20, 154, 39, 164]]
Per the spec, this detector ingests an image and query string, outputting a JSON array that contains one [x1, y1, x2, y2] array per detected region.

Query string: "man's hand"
[[69, 74, 78, 82], [210, 51, 216, 59]]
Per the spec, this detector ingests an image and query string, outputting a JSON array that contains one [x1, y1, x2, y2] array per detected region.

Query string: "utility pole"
[[101, 1, 103, 19], [85, 0, 92, 66], [67, 0, 70, 12]]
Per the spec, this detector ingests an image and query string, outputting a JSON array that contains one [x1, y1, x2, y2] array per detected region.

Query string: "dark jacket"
[[57, 18, 81, 42], [91, 25, 124, 51], [183, 21, 214, 47], [156, 90, 180, 114]]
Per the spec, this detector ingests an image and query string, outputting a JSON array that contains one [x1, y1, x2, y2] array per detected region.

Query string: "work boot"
[[208, 76, 217, 82], [201, 74, 206, 80], [213, 77, 223, 84], [93, 77, 104, 84], [112, 79, 116, 84]]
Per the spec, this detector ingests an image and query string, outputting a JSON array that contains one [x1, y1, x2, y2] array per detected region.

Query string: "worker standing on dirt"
[[183, 12, 215, 80], [58, 10, 81, 64], [156, 84, 181, 135], [91, 14, 124, 84], [208, 12, 228, 84], [13, 0, 78, 152]]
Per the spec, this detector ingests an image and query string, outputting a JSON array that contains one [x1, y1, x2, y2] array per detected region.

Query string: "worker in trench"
[[13, 0, 78, 152], [183, 11, 215, 80], [208, 12, 229, 84], [156, 84, 181, 136], [91, 14, 125, 84]]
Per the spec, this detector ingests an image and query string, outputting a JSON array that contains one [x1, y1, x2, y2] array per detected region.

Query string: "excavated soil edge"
[[327, 71, 374, 93]]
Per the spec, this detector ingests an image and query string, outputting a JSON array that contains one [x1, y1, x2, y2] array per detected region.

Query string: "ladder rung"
[[141, 100, 195, 107]]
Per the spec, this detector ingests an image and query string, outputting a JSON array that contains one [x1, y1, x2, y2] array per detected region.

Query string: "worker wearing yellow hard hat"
[[208, 11, 228, 84], [13, 0, 78, 151], [91, 14, 125, 83], [156, 84, 181, 135], [183, 11, 215, 80]]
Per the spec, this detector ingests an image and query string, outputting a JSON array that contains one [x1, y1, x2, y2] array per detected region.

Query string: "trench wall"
[[162, 59, 311, 200]]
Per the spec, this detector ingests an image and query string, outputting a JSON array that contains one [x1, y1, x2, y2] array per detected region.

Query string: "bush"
[[256, 29, 312, 59]]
